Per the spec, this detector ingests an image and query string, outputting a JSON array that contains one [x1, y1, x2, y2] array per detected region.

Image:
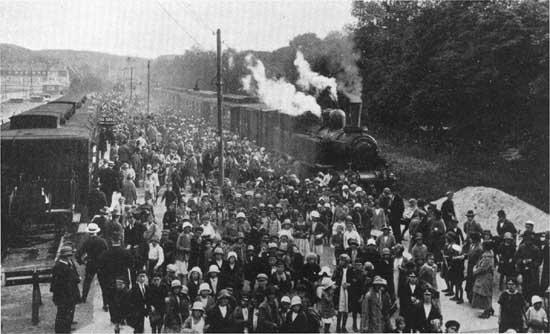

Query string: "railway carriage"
[[1, 93, 94, 248]]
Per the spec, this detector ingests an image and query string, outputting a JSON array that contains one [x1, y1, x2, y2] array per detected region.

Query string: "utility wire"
[[174, 0, 235, 51], [155, 0, 204, 48], [174, 0, 216, 36]]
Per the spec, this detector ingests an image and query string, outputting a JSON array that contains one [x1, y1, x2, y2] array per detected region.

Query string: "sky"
[[0, 0, 356, 58]]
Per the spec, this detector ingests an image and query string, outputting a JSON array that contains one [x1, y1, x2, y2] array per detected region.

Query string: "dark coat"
[[243, 256, 263, 282], [398, 281, 424, 321], [269, 272, 292, 296], [206, 305, 234, 333], [257, 301, 281, 333], [129, 284, 149, 317], [206, 277, 226, 297], [221, 262, 244, 293], [412, 303, 442, 333], [440, 199, 455, 224], [496, 219, 517, 237], [332, 266, 356, 306], [282, 311, 309, 333], [360, 289, 392, 333], [187, 279, 202, 302], [146, 284, 168, 314], [232, 306, 253, 333], [88, 188, 107, 217], [76, 235, 108, 266], [346, 248, 366, 265], [50, 260, 81, 306], [111, 288, 131, 323], [98, 245, 133, 284], [348, 268, 365, 313], [164, 293, 189, 329]]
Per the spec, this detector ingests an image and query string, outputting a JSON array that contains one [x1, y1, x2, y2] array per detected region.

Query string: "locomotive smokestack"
[[348, 95, 362, 127]]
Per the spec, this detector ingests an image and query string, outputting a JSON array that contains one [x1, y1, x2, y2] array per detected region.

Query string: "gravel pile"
[[432, 186, 549, 234]]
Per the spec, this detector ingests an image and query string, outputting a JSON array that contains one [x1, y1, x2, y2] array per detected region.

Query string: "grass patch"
[[375, 132, 549, 212]]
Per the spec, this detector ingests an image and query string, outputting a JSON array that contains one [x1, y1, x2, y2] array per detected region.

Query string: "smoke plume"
[[294, 51, 338, 100], [323, 31, 363, 98], [242, 54, 321, 117]]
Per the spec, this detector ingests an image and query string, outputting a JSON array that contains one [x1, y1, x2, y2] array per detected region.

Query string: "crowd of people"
[[51, 93, 549, 334]]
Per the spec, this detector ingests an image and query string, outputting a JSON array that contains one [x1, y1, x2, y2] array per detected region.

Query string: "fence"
[[2, 267, 52, 325]]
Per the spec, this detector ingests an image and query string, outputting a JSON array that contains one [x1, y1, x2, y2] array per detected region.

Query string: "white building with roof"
[[0, 64, 70, 102]]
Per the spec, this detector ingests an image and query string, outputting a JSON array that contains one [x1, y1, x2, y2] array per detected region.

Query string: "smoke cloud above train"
[[294, 51, 338, 101], [242, 53, 322, 116]]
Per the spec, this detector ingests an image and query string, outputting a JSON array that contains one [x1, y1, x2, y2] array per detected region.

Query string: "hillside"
[[0, 44, 149, 89]]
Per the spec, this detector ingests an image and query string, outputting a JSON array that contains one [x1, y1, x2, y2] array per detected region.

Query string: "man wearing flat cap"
[[51, 245, 81, 333]]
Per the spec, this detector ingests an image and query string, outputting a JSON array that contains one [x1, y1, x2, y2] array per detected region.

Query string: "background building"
[[0, 64, 70, 102]]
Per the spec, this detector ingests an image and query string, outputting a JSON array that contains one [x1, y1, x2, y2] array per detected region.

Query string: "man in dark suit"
[[346, 238, 365, 265], [51, 246, 81, 333], [398, 271, 424, 332], [496, 210, 517, 238], [257, 288, 281, 333], [98, 160, 120, 204], [206, 290, 234, 333], [269, 260, 292, 296], [75, 223, 108, 305], [281, 296, 309, 333], [88, 183, 107, 217], [98, 237, 133, 320], [440, 191, 456, 229], [389, 192, 405, 242], [232, 293, 252, 333], [412, 289, 443, 333], [129, 271, 149, 333], [164, 280, 187, 333]]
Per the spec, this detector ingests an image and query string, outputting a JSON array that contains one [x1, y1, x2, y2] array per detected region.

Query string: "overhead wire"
[[173, 0, 235, 51], [155, 0, 205, 49], [174, 0, 216, 36]]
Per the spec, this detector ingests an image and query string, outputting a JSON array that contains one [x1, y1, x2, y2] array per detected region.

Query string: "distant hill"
[[0, 44, 150, 89]]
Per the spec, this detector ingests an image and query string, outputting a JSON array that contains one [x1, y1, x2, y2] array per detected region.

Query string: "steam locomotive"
[[155, 87, 394, 186]]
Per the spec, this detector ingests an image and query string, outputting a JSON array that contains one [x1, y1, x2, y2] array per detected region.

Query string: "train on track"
[[1, 92, 94, 250], [155, 87, 394, 186]]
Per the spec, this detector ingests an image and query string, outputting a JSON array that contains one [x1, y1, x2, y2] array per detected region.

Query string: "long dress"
[[498, 290, 525, 332], [472, 251, 494, 309], [293, 222, 311, 256]]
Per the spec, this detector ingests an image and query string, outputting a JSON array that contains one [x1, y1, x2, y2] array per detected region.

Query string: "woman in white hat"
[[221, 251, 243, 296], [187, 267, 203, 301], [182, 301, 207, 333], [525, 295, 548, 333], [282, 296, 309, 333], [317, 277, 337, 333], [343, 217, 363, 250], [292, 213, 311, 256], [197, 282, 215, 310], [278, 219, 294, 241], [310, 210, 328, 255]]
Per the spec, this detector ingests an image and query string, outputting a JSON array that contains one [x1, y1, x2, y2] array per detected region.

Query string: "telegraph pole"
[[216, 29, 224, 190], [129, 67, 133, 103], [147, 60, 151, 113]]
